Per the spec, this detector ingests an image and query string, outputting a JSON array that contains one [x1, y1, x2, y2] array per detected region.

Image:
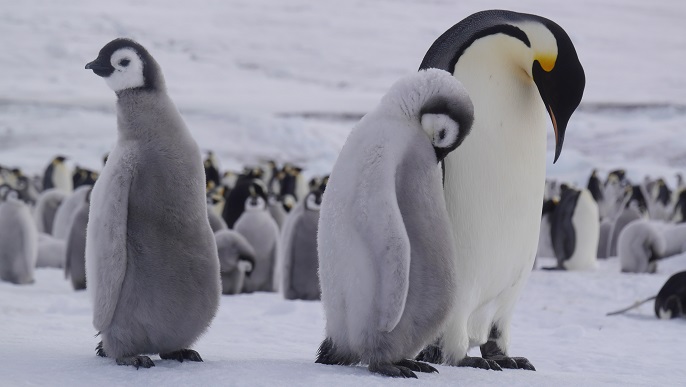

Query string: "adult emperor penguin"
[[416, 10, 585, 370], [0, 188, 38, 284], [655, 271, 686, 319], [42, 156, 73, 193], [84, 38, 220, 368], [279, 189, 322, 301], [65, 188, 91, 290], [316, 69, 474, 378], [546, 186, 599, 271]]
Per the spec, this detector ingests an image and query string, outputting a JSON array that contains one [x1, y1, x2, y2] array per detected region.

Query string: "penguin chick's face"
[[85, 38, 158, 93], [420, 113, 462, 162]]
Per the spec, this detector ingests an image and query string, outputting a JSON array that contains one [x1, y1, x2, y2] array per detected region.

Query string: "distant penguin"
[[673, 189, 686, 223], [659, 223, 686, 259], [65, 188, 91, 290], [608, 203, 643, 257], [33, 188, 68, 235], [84, 38, 220, 368], [587, 169, 603, 203], [207, 206, 228, 232], [547, 187, 599, 270], [316, 69, 473, 378], [279, 189, 322, 301], [267, 194, 287, 229], [222, 178, 267, 229], [52, 185, 92, 240], [43, 156, 73, 193], [415, 10, 584, 370], [204, 151, 221, 190], [597, 219, 612, 259], [72, 166, 98, 189], [655, 271, 686, 319], [0, 189, 38, 284], [617, 220, 665, 273], [215, 229, 256, 295], [234, 194, 280, 293], [36, 233, 67, 269], [535, 199, 557, 260]]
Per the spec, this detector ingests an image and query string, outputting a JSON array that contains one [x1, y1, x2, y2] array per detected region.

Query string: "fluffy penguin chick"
[[84, 38, 220, 368], [316, 69, 474, 378], [234, 195, 280, 293], [215, 229, 256, 295], [33, 188, 67, 235], [279, 190, 322, 301], [0, 190, 38, 284], [65, 188, 91, 290], [416, 10, 584, 370]]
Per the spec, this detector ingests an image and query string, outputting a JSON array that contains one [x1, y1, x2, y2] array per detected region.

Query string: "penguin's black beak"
[[85, 58, 114, 77], [531, 29, 585, 164]]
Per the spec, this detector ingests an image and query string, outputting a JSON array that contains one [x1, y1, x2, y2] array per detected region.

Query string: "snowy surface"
[[2, 0, 686, 385]]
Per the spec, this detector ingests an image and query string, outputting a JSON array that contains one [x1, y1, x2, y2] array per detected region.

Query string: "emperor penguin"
[[655, 271, 686, 319], [234, 192, 280, 293], [0, 188, 38, 284], [316, 69, 474, 378], [42, 156, 73, 193], [84, 38, 220, 368], [279, 189, 322, 301], [587, 169, 604, 203], [415, 10, 585, 370], [617, 220, 666, 273], [608, 201, 644, 257], [546, 186, 599, 271], [204, 151, 221, 190], [52, 185, 92, 240], [33, 188, 68, 235], [36, 233, 67, 269], [215, 229, 255, 295], [65, 188, 91, 290], [535, 198, 557, 260], [222, 178, 268, 229]]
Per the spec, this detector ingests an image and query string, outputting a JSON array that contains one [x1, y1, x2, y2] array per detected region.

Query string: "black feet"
[[482, 355, 535, 371], [369, 362, 417, 378], [315, 337, 359, 366], [395, 359, 438, 374], [159, 349, 203, 362], [415, 343, 443, 364], [116, 355, 155, 369], [95, 341, 107, 358], [457, 356, 502, 371]]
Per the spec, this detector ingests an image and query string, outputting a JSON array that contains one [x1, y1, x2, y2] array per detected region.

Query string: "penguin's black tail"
[[315, 337, 359, 366], [606, 296, 657, 316]]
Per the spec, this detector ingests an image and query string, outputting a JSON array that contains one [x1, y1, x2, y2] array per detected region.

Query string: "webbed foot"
[[159, 349, 203, 362], [368, 362, 417, 378], [415, 343, 443, 364], [457, 356, 502, 371], [95, 341, 107, 357], [116, 355, 155, 369], [394, 359, 438, 373]]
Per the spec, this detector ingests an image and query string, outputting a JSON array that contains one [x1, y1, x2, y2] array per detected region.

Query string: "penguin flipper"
[[88, 163, 133, 332], [360, 166, 411, 333]]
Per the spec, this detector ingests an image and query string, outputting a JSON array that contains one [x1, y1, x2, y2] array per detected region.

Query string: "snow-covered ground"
[[1, 0, 686, 385]]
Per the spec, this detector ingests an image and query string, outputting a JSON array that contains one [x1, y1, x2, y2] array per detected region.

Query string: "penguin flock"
[[1, 7, 682, 380]]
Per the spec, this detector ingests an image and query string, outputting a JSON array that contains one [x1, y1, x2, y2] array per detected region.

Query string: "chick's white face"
[[104, 48, 145, 92], [421, 113, 460, 151]]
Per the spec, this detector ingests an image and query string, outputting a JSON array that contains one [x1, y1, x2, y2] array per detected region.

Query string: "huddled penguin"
[[52, 185, 93, 240], [72, 166, 98, 189], [33, 188, 68, 235], [608, 201, 643, 257], [65, 188, 91, 290], [267, 194, 288, 229], [316, 69, 473, 378], [215, 229, 255, 295], [279, 189, 323, 301], [415, 10, 584, 370], [222, 178, 268, 229], [84, 38, 220, 368], [234, 191, 280, 293], [42, 156, 73, 193], [0, 188, 38, 284], [587, 169, 603, 203], [207, 206, 228, 232], [545, 186, 599, 270], [617, 220, 665, 273], [36, 233, 67, 269]]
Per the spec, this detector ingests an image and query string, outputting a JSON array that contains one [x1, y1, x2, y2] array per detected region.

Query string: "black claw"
[[116, 356, 155, 369], [396, 365, 418, 379], [489, 355, 519, 369], [95, 341, 107, 357], [369, 363, 417, 378], [457, 356, 502, 371], [395, 359, 438, 373], [512, 357, 536, 371], [160, 349, 203, 362]]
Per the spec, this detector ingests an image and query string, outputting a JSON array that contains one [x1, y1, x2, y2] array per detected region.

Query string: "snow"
[[1, 0, 686, 385]]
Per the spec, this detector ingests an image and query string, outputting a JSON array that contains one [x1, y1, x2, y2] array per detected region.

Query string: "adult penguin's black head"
[[419, 10, 585, 163]]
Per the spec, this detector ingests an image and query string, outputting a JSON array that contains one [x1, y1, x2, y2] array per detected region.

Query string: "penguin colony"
[[0, 8, 682, 379]]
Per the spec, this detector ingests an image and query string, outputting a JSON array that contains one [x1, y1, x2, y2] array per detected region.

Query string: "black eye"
[[119, 59, 130, 67], [439, 129, 446, 140]]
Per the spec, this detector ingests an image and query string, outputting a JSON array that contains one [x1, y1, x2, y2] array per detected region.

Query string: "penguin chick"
[[0, 189, 38, 284], [65, 188, 91, 290], [215, 229, 256, 295], [316, 68, 473, 378], [84, 38, 220, 368], [33, 188, 68, 235]]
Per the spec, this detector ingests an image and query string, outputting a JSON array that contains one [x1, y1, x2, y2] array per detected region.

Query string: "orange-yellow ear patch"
[[536, 54, 556, 72]]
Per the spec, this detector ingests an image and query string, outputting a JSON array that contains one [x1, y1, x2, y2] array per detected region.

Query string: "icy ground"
[[2, 255, 686, 386], [1, 0, 686, 385]]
